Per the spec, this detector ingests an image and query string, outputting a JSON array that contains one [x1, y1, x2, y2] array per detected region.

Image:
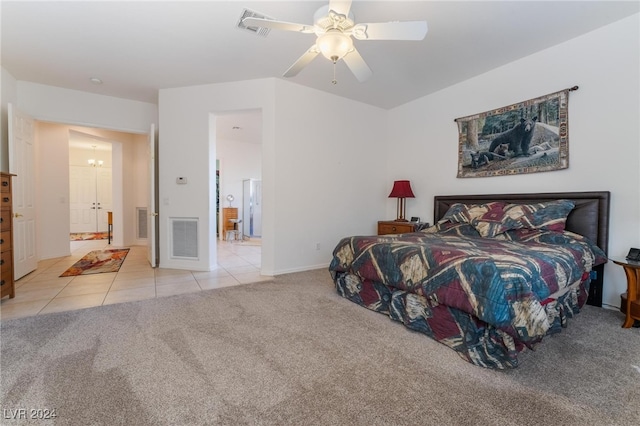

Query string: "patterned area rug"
[[70, 232, 109, 241], [60, 248, 130, 277]]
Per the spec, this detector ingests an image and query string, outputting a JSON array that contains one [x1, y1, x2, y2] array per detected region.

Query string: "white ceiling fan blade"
[[283, 46, 320, 77], [352, 21, 428, 41], [242, 17, 315, 34], [342, 47, 373, 82], [328, 0, 352, 17]]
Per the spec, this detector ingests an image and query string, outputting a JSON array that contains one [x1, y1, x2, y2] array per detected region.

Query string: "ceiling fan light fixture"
[[317, 30, 353, 62], [248, 0, 426, 82]]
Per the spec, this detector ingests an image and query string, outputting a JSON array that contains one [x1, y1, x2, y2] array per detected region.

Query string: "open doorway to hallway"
[[34, 121, 150, 260], [214, 109, 262, 250]]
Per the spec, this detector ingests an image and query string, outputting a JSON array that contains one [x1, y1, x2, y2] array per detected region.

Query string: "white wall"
[[387, 14, 640, 308], [16, 82, 157, 133], [119, 133, 149, 247], [35, 122, 72, 259], [272, 79, 388, 273], [159, 78, 388, 274], [131, 133, 150, 246]]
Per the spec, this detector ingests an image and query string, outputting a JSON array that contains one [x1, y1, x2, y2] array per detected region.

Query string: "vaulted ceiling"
[[2, 1, 638, 110]]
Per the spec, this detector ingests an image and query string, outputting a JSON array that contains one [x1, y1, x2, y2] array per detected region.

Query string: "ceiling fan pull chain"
[[332, 59, 337, 85]]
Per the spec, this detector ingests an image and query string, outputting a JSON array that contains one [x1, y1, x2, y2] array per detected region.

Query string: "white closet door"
[[96, 167, 112, 232], [69, 166, 97, 233]]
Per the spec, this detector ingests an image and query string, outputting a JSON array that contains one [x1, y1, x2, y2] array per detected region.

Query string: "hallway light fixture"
[[88, 145, 103, 167]]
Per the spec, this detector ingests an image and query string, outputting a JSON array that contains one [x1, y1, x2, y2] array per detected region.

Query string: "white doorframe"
[[110, 141, 124, 247], [147, 123, 158, 267]]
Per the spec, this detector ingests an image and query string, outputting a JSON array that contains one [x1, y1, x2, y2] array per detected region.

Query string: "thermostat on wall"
[[176, 177, 187, 184]]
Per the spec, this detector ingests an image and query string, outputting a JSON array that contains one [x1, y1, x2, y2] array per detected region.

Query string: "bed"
[[329, 192, 610, 369]]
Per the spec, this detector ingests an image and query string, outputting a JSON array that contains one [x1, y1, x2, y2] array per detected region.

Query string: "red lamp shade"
[[388, 180, 415, 222], [388, 180, 415, 199]]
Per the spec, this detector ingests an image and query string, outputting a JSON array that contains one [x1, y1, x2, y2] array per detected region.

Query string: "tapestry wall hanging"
[[455, 86, 577, 178]]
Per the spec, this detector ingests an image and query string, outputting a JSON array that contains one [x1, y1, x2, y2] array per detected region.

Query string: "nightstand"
[[612, 258, 640, 328], [377, 221, 428, 235]]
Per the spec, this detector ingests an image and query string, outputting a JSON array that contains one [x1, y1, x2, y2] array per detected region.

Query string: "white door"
[[147, 124, 157, 267], [96, 167, 112, 232], [69, 166, 112, 233], [8, 104, 38, 279], [69, 166, 97, 233]]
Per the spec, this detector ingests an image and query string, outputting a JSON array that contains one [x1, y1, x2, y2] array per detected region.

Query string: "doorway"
[[28, 121, 151, 262], [69, 137, 113, 236], [214, 109, 262, 247]]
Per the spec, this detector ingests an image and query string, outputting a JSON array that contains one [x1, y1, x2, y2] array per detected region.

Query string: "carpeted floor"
[[1, 269, 639, 425]]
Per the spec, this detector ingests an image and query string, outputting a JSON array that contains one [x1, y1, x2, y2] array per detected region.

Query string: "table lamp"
[[388, 180, 415, 222]]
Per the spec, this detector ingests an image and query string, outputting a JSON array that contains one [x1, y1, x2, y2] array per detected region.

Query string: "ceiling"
[[2, 1, 638, 112]]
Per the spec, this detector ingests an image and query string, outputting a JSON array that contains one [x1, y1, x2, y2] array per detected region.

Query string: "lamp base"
[[394, 198, 409, 223]]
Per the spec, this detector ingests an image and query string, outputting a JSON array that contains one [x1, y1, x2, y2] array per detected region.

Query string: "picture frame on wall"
[[455, 87, 576, 178]]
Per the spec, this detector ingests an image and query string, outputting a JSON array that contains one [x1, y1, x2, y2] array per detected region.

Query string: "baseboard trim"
[[270, 263, 330, 276]]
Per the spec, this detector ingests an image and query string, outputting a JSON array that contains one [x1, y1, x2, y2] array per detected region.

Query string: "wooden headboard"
[[433, 191, 611, 306]]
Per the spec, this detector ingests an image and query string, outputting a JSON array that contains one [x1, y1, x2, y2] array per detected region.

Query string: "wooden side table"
[[378, 221, 429, 236], [612, 258, 640, 328]]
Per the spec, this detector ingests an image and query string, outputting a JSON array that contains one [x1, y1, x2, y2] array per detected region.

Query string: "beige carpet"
[[1, 269, 639, 425]]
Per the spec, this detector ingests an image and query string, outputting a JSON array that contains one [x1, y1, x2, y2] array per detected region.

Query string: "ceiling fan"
[[242, 0, 428, 84]]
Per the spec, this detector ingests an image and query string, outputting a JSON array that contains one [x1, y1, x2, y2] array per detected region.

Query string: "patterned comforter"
[[329, 223, 607, 368]]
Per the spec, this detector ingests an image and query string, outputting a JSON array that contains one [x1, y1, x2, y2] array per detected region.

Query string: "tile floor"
[[0, 238, 269, 321]]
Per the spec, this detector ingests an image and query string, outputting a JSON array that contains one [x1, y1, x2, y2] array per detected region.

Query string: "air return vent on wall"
[[237, 8, 274, 36], [170, 218, 198, 260], [136, 207, 148, 239]]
